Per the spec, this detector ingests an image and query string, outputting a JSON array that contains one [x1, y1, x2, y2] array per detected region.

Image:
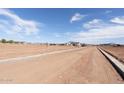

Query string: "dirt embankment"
[[101, 46, 124, 63]]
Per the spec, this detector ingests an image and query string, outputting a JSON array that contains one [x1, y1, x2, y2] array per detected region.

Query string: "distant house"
[[66, 41, 82, 47]]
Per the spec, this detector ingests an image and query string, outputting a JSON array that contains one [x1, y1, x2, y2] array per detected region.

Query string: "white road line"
[[99, 48, 124, 72], [0, 47, 84, 63]]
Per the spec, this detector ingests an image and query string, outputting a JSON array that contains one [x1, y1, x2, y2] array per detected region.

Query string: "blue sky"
[[0, 8, 124, 44]]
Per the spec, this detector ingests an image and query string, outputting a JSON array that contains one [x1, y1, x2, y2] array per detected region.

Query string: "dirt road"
[[0, 47, 123, 83]]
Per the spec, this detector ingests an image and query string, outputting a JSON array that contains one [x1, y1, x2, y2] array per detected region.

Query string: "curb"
[[98, 48, 124, 80]]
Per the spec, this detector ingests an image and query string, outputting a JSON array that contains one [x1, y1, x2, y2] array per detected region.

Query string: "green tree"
[[1, 39, 7, 43], [8, 40, 14, 43]]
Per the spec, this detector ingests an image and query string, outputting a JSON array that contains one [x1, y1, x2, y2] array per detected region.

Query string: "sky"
[[0, 8, 124, 44]]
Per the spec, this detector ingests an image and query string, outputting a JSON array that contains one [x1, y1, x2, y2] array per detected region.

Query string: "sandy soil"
[[0, 46, 123, 84], [101, 46, 124, 62], [0, 43, 75, 59]]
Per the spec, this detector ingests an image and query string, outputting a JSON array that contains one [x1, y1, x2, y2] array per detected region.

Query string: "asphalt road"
[[0, 47, 123, 83]]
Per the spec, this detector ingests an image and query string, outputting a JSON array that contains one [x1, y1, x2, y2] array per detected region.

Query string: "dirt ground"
[[101, 46, 124, 62], [0, 43, 75, 59], [0, 46, 123, 84]]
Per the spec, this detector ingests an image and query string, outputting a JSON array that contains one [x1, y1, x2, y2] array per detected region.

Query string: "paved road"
[[0, 47, 123, 83]]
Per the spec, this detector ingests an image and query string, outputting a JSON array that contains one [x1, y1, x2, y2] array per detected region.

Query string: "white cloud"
[[74, 25, 124, 39], [111, 16, 124, 24], [69, 18, 124, 43], [54, 33, 61, 37], [70, 13, 85, 23], [83, 19, 105, 29], [105, 10, 112, 14], [0, 9, 41, 36]]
